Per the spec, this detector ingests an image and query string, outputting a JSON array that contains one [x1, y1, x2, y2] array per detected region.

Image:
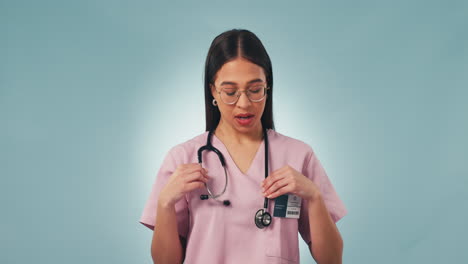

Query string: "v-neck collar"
[[211, 129, 269, 176]]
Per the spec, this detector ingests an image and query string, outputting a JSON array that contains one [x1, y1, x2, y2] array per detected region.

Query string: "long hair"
[[203, 29, 275, 132]]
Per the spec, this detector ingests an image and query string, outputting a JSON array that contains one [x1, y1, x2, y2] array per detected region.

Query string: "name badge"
[[273, 193, 301, 218]]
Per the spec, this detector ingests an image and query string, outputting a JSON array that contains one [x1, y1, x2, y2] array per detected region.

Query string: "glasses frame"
[[213, 85, 270, 105]]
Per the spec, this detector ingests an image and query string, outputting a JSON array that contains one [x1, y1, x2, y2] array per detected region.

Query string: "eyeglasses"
[[214, 84, 270, 105]]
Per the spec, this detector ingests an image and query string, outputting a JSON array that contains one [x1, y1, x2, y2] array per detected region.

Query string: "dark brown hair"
[[203, 29, 275, 132]]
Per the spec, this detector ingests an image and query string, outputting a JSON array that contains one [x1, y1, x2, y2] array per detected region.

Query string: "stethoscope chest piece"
[[255, 208, 272, 229]]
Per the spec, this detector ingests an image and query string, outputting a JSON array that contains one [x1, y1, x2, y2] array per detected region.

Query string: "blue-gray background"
[[1, 0, 467, 263]]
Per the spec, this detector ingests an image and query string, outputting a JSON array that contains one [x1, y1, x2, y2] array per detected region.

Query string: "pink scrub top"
[[139, 129, 347, 263]]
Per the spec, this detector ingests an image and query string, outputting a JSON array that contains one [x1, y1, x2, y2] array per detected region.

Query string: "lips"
[[235, 113, 254, 118], [235, 113, 255, 125]]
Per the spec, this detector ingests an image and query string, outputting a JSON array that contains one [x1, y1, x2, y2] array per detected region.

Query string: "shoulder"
[[268, 129, 314, 157], [269, 129, 320, 177], [165, 131, 210, 164]]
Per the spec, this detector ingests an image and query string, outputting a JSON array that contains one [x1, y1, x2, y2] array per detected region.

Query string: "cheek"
[[257, 103, 266, 116], [218, 106, 233, 118]]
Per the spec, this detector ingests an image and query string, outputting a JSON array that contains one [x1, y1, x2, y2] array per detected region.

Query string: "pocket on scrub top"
[[265, 217, 299, 263]]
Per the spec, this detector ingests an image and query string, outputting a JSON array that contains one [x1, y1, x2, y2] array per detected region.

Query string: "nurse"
[[139, 29, 347, 264]]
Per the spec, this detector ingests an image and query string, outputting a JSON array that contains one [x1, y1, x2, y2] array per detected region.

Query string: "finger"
[[182, 164, 208, 176], [263, 178, 289, 197], [262, 171, 287, 192], [261, 166, 288, 188], [265, 184, 293, 199], [184, 181, 206, 192], [185, 170, 210, 183], [193, 163, 209, 173], [194, 163, 209, 174]]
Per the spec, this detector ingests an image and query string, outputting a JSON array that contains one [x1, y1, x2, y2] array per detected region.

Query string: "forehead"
[[214, 58, 266, 85]]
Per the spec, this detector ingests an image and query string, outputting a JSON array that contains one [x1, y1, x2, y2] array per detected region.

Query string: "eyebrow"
[[220, 78, 265, 86]]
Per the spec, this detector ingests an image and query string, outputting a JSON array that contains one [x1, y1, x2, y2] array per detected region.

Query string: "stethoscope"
[[197, 127, 272, 229]]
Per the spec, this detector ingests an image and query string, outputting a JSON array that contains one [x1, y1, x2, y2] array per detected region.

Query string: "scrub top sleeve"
[[298, 148, 348, 244], [139, 147, 189, 239]]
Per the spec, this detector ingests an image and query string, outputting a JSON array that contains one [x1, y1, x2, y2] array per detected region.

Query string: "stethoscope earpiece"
[[200, 194, 231, 206]]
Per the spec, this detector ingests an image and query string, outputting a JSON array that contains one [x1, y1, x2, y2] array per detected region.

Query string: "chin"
[[235, 122, 260, 130]]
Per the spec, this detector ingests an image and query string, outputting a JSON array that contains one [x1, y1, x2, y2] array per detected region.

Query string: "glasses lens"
[[220, 88, 238, 104], [247, 86, 266, 101], [220, 86, 266, 104]]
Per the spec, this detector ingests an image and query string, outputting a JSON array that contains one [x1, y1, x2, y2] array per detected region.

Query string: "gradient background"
[[2, 0, 467, 263]]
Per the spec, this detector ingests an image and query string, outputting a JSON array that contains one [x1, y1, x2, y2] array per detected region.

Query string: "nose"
[[236, 90, 252, 108]]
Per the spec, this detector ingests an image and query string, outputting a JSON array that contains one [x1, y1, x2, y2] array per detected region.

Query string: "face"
[[210, 57, 268, 134]]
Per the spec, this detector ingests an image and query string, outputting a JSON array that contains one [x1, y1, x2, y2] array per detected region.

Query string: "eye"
[[249, 86, 263, 93], [223, 88, 237, 96]]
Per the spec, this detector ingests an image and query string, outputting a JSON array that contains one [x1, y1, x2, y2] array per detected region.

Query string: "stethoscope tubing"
[[197, 127, 271, 228]]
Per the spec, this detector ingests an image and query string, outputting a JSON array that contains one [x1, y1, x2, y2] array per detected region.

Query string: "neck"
[[214, 119, 264, 145]]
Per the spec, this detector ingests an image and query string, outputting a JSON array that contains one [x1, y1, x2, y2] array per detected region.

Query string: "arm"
[[151, 198, 186, 264], [260, 163, 345, 263], [306, 192, 343, 264]]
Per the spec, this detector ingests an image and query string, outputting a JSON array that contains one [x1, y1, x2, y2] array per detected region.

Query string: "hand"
[[261, 165, 320, 201], [159, 163, 210, 207]]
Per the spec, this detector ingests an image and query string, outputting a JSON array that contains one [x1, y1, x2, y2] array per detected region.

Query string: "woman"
[[139, 29, 347, 264]]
